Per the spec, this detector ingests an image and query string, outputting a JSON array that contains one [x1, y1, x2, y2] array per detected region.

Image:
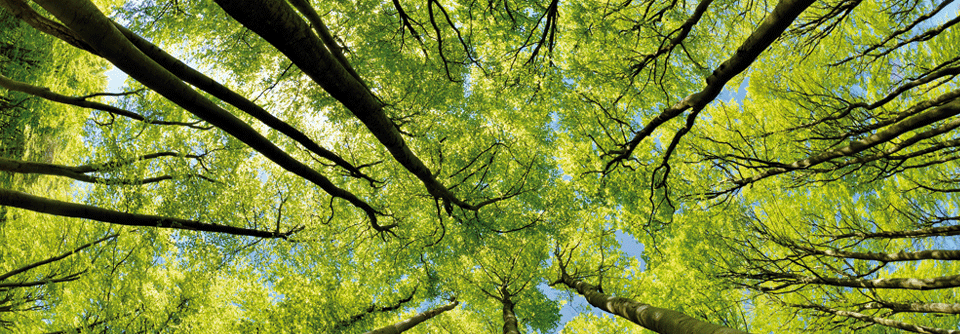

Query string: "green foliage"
[[2, 0, 959, 333]]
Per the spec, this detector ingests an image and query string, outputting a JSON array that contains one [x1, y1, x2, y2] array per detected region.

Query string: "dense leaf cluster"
[[0, 0, 958, 333]]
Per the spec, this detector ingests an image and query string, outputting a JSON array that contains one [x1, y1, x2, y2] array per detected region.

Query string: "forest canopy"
[[0, 0, 959, 332]]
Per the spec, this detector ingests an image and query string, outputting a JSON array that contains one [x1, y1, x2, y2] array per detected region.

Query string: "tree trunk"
[[364, 300, 458, 334], [502, 296, 519, 334], [559, 273, 748, 334]]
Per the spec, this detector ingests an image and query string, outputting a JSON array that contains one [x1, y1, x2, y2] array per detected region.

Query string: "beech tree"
[[0, 0, 958, 332]]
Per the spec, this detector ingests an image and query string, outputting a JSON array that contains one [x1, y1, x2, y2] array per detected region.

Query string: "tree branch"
[[31, 0, 390, 231], [0, 188, 298, 239], [212, 0, 499, 212], [109, 23, 381, 186], [605, 0, 816, 172], [716, 97, 960, 197], [799, 303, 960, 334], [555, 271, 748, 334], [0, 156, 213, 185], [757, 273, 960, 291], [0, 73, 209, 129], [364, 298, 459, 334], [0, 233, 118, 282]]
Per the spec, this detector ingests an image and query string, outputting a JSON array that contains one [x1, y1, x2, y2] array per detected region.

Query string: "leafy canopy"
[[1, 0, 959, 333]]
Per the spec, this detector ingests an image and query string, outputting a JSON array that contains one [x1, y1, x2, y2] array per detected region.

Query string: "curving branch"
[[363, 298, 459, 334], [713, 96, 960, 197], [832, 223, 960, 240], [775, 63, 960, 139], [552, 271, 748, 334], [861, 301, 960, 315], [0, 272, 84, 289], [0, 155, 214, 185], [31, 0, 393, 232], [0, 188, 300, 239], [519, 0, 560, 65], [788, 243, 960, 262], [605, 0, 816, 172], [796, 303, 960, 334], [0, 73, 209, 129], [0, 0, 95, 54], [212, 0, 515, 212], [754, 272, 960, 292], [846, 13, 960, 65], [0, 233, 118, 282], [335, 287, 418, 330], [552, 248, 747, 334], [286, 0, 369, 90], [627, 0, 714, 77], [832, 0, 956, 65], [390, 0, 427, 51], [109, 23, 381, 186]]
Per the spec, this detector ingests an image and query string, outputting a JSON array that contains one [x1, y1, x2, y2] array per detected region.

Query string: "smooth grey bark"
[[557, 273, 748, 334], [0, 188, 295, 239], [364, 300, 459, 334], [862, 301, 960, 314], [31, 0, 392, 231], [809, 304, 960, 334], [768, 273, 960, 291], [606, 0, 817, 170], [791, 244, 960, 261], [834, 223, 960, 239]]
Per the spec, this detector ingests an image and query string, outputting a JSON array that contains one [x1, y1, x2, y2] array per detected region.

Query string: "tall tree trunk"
[[558, 273, 748, 334], [364, 300, 458, 334], [502, 296, 519, 334]]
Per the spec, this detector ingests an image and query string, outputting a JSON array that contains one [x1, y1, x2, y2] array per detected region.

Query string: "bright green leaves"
[[4, 0, 960, 332]]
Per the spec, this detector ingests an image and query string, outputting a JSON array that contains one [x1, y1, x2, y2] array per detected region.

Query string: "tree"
[[0, 0, 958, 332]]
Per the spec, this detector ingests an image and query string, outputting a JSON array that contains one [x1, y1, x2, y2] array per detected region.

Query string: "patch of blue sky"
[[718, 77, 750, 103], [931, 1, 959, 26], [615, 229, 645, 269], [104, 66, 128, 94], [540, 280, 606, 333]]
